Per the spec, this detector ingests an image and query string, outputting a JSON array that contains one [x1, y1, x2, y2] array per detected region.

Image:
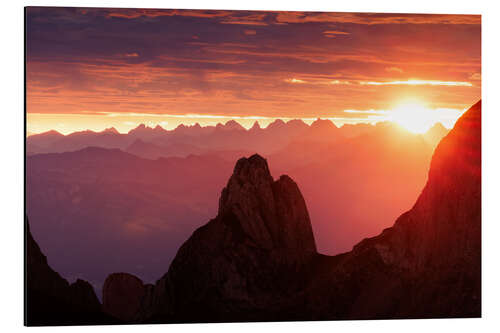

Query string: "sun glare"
[[388, 100, 437, 133]]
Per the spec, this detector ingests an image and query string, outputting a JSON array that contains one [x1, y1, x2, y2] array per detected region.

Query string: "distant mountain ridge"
[[27, 118, 449, 157]]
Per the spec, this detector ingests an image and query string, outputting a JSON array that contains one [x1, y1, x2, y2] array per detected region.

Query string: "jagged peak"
[[215, 119, 245, 131], [267, 119, 286, 129], [232, 154, 272, 181], [101, 127, 119, 134], [127, 124, 150, 134], [287, 119, 307, 127], [129, 123, 167, 132], [250, 121, 261, 130], [44, 129, 64, 136], [427, 122, 447, 132], [217, 154, 316, 252], [311, 118, 337, 129], [28, 129, 64, 139], [67, 129, 97, 136], [224, 119, 245, 130]]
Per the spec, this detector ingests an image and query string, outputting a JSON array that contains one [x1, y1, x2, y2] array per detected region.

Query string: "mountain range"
[[27, 118, 448, 156], [26, 117, 445, 296], [26, 101, 480, 324]]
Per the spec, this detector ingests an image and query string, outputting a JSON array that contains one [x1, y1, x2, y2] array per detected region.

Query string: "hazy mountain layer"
[[26, 119, 448, 298]]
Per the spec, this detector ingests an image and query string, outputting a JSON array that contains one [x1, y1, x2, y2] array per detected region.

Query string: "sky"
[[26, 7, 481, 134]]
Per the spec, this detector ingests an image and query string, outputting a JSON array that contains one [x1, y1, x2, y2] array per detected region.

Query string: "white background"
[[1, 0, 499, 332]]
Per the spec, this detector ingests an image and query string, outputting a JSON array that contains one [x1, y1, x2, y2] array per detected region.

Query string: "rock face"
[[100, 100, 482, 323], [128, 154, 318, 322], [218, 155, 316, 254], [102, 273, 150, 322], [25, 220, 115, 326]]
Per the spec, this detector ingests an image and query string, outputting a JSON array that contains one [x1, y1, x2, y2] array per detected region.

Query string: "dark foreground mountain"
[[102, 273, 153, 322], [101, 100, 480, 322], [25, 219, 118, 326]]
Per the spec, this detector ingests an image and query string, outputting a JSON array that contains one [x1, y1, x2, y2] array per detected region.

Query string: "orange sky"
[[26, 8, 481, 134]]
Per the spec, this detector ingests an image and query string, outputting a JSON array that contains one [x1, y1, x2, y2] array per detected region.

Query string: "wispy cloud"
[[343, 109, 388, 114], [328, 80, 351, 85], [285, 78, 307, 84], [275, 12, 481, 25], [285, 78, 472, 87], [385, 67, 403, 73], [323, 30, 350, 38], [359, 79, 473, 87], [285, 78, 352, 85]]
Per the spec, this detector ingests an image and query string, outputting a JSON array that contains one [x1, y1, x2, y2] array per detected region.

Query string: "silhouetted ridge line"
[[25, 218, 118, 326]]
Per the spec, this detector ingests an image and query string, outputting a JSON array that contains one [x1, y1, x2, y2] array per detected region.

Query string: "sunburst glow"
[[388, 100, 437, 133]]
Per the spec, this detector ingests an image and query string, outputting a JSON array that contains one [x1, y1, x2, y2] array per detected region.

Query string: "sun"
[[388, 100, 437, 133]]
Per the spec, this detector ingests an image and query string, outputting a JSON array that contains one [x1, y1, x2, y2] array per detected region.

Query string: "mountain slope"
[[25, 219, 116, 326], [307, 100, 481, 319]]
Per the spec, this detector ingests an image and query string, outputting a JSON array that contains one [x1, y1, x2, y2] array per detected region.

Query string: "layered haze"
[[26, 119, 448, 295]]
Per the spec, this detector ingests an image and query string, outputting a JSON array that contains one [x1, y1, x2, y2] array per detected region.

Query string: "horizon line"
[[26, 116, 451, 137]]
